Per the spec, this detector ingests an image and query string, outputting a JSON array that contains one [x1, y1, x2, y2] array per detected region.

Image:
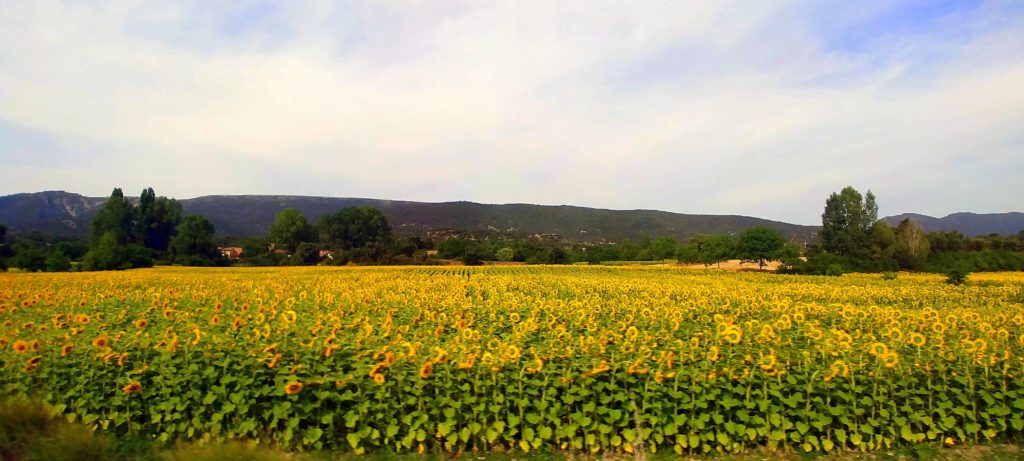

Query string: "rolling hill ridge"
[[2, 191, 1019, 243], [1, 191, 816, 243]]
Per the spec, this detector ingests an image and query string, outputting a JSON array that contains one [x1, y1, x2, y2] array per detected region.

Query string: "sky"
[[0, 1, 1022, 225]]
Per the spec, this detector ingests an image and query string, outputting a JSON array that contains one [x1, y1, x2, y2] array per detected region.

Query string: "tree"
[[136, 188, 182, 253], [89, 188, 136, 246], [289, 242, 322, 266], [648, 236, 680, 260], [170, 215, 220, 266], [869, 220, 897, 270], [0, 224, 8, 270], [894, 219, 929, 270], [83, 188, 156, 270], [241, 237, 271, 258], [547, 247, 568, 264], [820, 187, 877, 259], [437, 238, 469, 259], [83, 231, 126, 270], [12, 244, 47, 272], [736, 227, 785, 270], [320, 207, 391, 251], [496, 247, 516, 262], [462, 249, 484, 266], [691, 234, 735, 268], [45, 250, 71, 272], [269, 208, 317, 253]]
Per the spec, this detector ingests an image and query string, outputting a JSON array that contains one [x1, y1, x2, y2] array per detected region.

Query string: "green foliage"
[[82, 187, 189, 270], [437, 239, 469, 259], [881, 271, 898, 281], [462, 249, 485, 266], [924, 250, 1024, 273], [869, 220, 898, 270], [241, 237, 271, 258], [269, 208, 317, 253], [824, 263, 844, 276], [820, 187, 876, 259], [89, 188, 136, 247], [83, 232, 153, 271], [495, 247, 516, 262], [45, 250, 72, 272], [136, 188, 183, 253], [736, 227, 785, 269], [11, 244, 47, 272], [690, 233, 735, 268], [170, 216, 220, 266], [945, 266, 970, 285], [319, 207, 392, 251], [288, 243, 322, 266]]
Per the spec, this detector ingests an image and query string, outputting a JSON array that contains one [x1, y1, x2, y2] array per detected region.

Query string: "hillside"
[[883, 212, 1024, 237], [1, 191, 816, 243]]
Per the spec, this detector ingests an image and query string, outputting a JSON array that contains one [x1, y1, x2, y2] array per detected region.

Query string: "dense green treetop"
[[269, 208, 317, 253]]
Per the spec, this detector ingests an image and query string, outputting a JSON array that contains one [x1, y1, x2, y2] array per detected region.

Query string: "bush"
[[462, 250, 484, 266], [945, 267, 970, 285], [824, 264, 844, 277], [882, 271, 898, 281]]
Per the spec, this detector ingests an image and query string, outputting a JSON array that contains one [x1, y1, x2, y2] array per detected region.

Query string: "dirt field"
[[678, 259, 782, 272]]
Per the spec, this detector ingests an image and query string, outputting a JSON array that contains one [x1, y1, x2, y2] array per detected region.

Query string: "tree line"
[[1, 186, 1022, 274]]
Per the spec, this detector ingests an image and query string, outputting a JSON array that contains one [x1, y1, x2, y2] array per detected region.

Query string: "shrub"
[[945, 267, 970, 285], [824, 264, 844, 277], [882, 271, 898, 281], [462, 250, 484, 266]]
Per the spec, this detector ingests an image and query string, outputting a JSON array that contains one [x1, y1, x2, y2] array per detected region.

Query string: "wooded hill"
[[1, 191, 815, 243]]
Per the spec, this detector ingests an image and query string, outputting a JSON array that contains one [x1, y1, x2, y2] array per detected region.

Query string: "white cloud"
[[0, 0, 1021, 224]]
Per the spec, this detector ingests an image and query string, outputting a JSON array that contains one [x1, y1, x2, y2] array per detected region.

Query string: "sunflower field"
[[1, 266, 1023, 455]]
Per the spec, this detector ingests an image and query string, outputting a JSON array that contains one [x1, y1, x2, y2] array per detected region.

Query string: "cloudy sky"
[[1, 1, 1021, 224]]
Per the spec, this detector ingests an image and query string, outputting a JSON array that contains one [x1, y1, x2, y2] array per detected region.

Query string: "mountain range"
[[883, 212, 1024, 237], [0, 191, 1020, 243]]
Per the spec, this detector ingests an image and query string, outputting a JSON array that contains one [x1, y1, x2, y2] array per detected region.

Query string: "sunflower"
[[759, 351, 777, 371], [829, 360, 849, 378], [882, 351, 900, 368], [706, 345, 720, 362], [122, 381, 142, 394], [908, 332, 926, 347], [869, 342, 888, 357], [722, 325, 743, 344], [75, 314, 90, 325], [372, 373, 385, 384], [12, 340, 29, 354], [419, 361, 433, 378], [134, 319, 148, 329], [584, 360, 610, 378], [284, 380, 303, 395], [91, 335, 109, 348], [24, 356, 42, 371], [267, 353, 282, 369]]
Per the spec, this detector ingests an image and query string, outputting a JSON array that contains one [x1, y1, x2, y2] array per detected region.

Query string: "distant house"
[[218, 246, 243, 259], [319, 249, 335, 260]]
